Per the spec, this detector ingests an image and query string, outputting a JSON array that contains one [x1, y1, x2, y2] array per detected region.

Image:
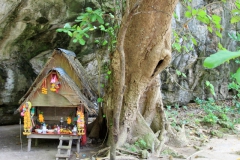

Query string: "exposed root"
[[92, 147, 140, 159], [117, 147, 141, 156], [92, 146, 110, 157], [165, 124, 189, 148], [186, 150, 204, 160], [161, 145, 186, 159]]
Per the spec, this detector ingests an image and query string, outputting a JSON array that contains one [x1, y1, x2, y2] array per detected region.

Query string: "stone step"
[[58, 145, 71, 150], [55, 153, 69, 158]]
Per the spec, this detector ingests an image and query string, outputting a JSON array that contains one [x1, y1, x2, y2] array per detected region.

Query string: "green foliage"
[[57, 7, 117, 51], [166, 106, 182, 128], [203, 50, 240, 69], [205, 81, 216, 96], [172, 30, 196, 53], [231, 0, 240, 23], [228, 73, 240, 98], [57, 7, 119, 104], [176, 69, 187, 78], [203, 112, 218, 124], [228, 32, 240, 42], [97, 97, 103, 103], [129, 145, 138, 152], [195, 98, 237, 128], [184, 4, 223, 38], [134, 138, 147, 149]]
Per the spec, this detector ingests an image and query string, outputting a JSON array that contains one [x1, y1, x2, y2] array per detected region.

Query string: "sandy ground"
[[0, 125, 240, 160], [0, 124, 100, 160]]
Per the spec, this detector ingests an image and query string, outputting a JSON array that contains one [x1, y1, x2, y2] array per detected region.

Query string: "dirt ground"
[[0, 124, 240, 160], [0, 124, 102, 160]]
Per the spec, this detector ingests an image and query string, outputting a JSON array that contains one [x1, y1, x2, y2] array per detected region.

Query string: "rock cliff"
[[0, 0, 237, 124]]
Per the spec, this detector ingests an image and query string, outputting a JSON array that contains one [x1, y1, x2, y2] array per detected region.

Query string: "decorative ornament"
[[50, 74, 60, 93], [41, 79, 47, 94], [22, 101, 32, 135], [67, 117, 72, 125], [76, 106, 85, 135], [38, 112, 44, 123]]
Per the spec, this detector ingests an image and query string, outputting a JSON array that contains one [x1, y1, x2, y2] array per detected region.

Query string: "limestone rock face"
[[0, 0, 238, 124], [161, 0, 237, 105], [0, 0, 86, 124]]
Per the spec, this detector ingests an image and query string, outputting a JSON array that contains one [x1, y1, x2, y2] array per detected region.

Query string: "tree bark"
[[105, 0, 179, 158]]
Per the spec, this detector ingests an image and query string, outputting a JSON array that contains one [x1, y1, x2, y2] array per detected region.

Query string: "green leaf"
[[82, 27, 90, 32], [73, 39, 78, 43], [231, 9, 240, 14], [107, 70, 111, 75], [192, 9, 198, 16], [96, 15, 104, 24], [67, 31, 73, 37], [86, 7, 93, 12], [215, 30, 222, 38], [91, 14, 97, 22], [203, 50, 240, 68], [231, 16, 240, 23], [228, 33, 238, 41], [172, 43, 181, 52], [237, 32, 240, 41], [99, 25, 106, 31], [64, 23, 71, 29], [176, 70, 181, 76], [205, 81, 216, 96], [185, 11, 192, 18], [174, 12, 179, 19], [236, 1, 240, 10], [56, 28, 65, 32], [206, 81, 210, 86], [215, 23, 221, 29], [76, 15, 84, 20], [218, 43, 226, 50], [109, 13, 114, 18], [182, 73, 187, 78], [197, 16, 210, 24], [97, 97, 103, 103], [212, 15, 221, 24], [89, 27, 95, 31], [79, 39, 85, 45], [183, 46, 189, 52], [207, 26, 213, 33], [76, 26, 81, 31], [102, 40, 108, 45], [197, 9, 206, 17], [187, 6, 192, 10], [191, 37, 197, 45], [235, 68, 240, 84]]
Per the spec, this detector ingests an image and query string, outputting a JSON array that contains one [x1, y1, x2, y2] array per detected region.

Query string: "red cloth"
[[80, 124, 87, 146]]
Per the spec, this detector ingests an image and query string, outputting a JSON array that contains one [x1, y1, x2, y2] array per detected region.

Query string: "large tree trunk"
[[104, 0, 179, 158]]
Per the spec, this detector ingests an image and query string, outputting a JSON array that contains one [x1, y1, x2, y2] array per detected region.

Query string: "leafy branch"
[[56, 7, 117, 50]]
